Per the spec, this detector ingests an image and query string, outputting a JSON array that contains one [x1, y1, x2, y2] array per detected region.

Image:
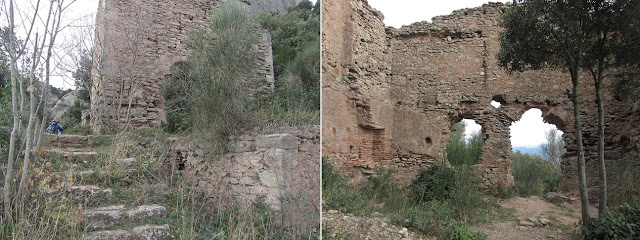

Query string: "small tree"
[[498, 0, 594, 228], [502, 0, 640, 218], [540, 128, 566, 170], [446, 122, 482, 166]]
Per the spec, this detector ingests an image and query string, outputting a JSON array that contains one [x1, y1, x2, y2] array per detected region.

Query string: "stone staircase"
[[42, 134, 171, 240]]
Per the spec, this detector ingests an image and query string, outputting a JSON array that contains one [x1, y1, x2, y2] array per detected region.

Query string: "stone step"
[[82, 204, 167, 231], [43, 150, 102, 163], [127, 204, 166, 222], [44, 134, 112, 149], [67, 185, 113, 203], [80, 229, 132, 240], [83, 205, 126, 231], [80, 224, 170, 240]]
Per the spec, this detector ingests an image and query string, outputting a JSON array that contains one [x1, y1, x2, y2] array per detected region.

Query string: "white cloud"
[[510, 109, 563, 147]]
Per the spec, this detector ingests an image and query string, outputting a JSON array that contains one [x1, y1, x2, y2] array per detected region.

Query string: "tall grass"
[[607, 158, 640, 207], [186, 1, 259, 153]]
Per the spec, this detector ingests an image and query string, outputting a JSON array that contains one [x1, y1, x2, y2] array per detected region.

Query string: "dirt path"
[[472, 221, 568, 240], [473, 196, 598, 240]]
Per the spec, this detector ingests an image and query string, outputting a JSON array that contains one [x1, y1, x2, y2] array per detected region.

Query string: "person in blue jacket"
[[46, 120, 64, 136]]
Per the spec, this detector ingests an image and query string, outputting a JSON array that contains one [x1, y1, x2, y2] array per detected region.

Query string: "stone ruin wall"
[[168, 126, 320, 231], [89, 0, 302, 132], [323, 0, 640, 198]]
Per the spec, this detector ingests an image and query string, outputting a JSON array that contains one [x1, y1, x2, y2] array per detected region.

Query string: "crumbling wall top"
[[387, 2, 507, 38]]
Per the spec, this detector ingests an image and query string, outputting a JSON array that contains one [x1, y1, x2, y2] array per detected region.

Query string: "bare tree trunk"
[[571, 67, 590, 230], [17, 35, 42, 198], [32, 95, 44, 146], [3, 0, 18, 222], [125, 90, 134, 130], [124, 79, 143, 130], [595, 67, 607, 215]]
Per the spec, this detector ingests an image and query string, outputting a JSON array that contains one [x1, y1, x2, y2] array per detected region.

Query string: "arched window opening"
[[509, 108, 565, 197]]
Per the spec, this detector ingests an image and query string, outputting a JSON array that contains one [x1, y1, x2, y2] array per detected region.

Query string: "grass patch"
[[322, 158, 490, 239]]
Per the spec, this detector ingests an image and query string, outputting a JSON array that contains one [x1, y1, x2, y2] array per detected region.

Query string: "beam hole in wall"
[[490, 100, 501, 108], [492, 95, 506, 108], [446, 119, 482, 166]]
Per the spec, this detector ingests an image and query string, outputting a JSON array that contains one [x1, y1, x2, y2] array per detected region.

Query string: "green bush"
[[575, 201, 640, 240], [59, 98, 89, 131], [390, 200, 454, 235], [512, 151, 559, 197], [440, 220, 487, 240], [253, 1, 320, 125], [411, 164, 457, 204], [160, 1, 260, 152]]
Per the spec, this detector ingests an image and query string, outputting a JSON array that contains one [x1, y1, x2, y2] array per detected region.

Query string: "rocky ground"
[[322, 210, 432, 240], [322, 194, 597, 240]]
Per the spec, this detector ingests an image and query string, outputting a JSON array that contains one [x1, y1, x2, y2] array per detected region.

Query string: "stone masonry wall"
[[90, 0, 286, 132], [323, 0, 640, 197], [169, 126, 320, 230]]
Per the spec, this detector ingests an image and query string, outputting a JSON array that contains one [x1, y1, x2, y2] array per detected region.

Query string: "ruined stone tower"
[[323, 0, 640, 196], [90, 0, 301, 132]]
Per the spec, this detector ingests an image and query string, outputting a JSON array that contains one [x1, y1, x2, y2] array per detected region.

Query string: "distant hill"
[[512, 146, 543, 156]]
